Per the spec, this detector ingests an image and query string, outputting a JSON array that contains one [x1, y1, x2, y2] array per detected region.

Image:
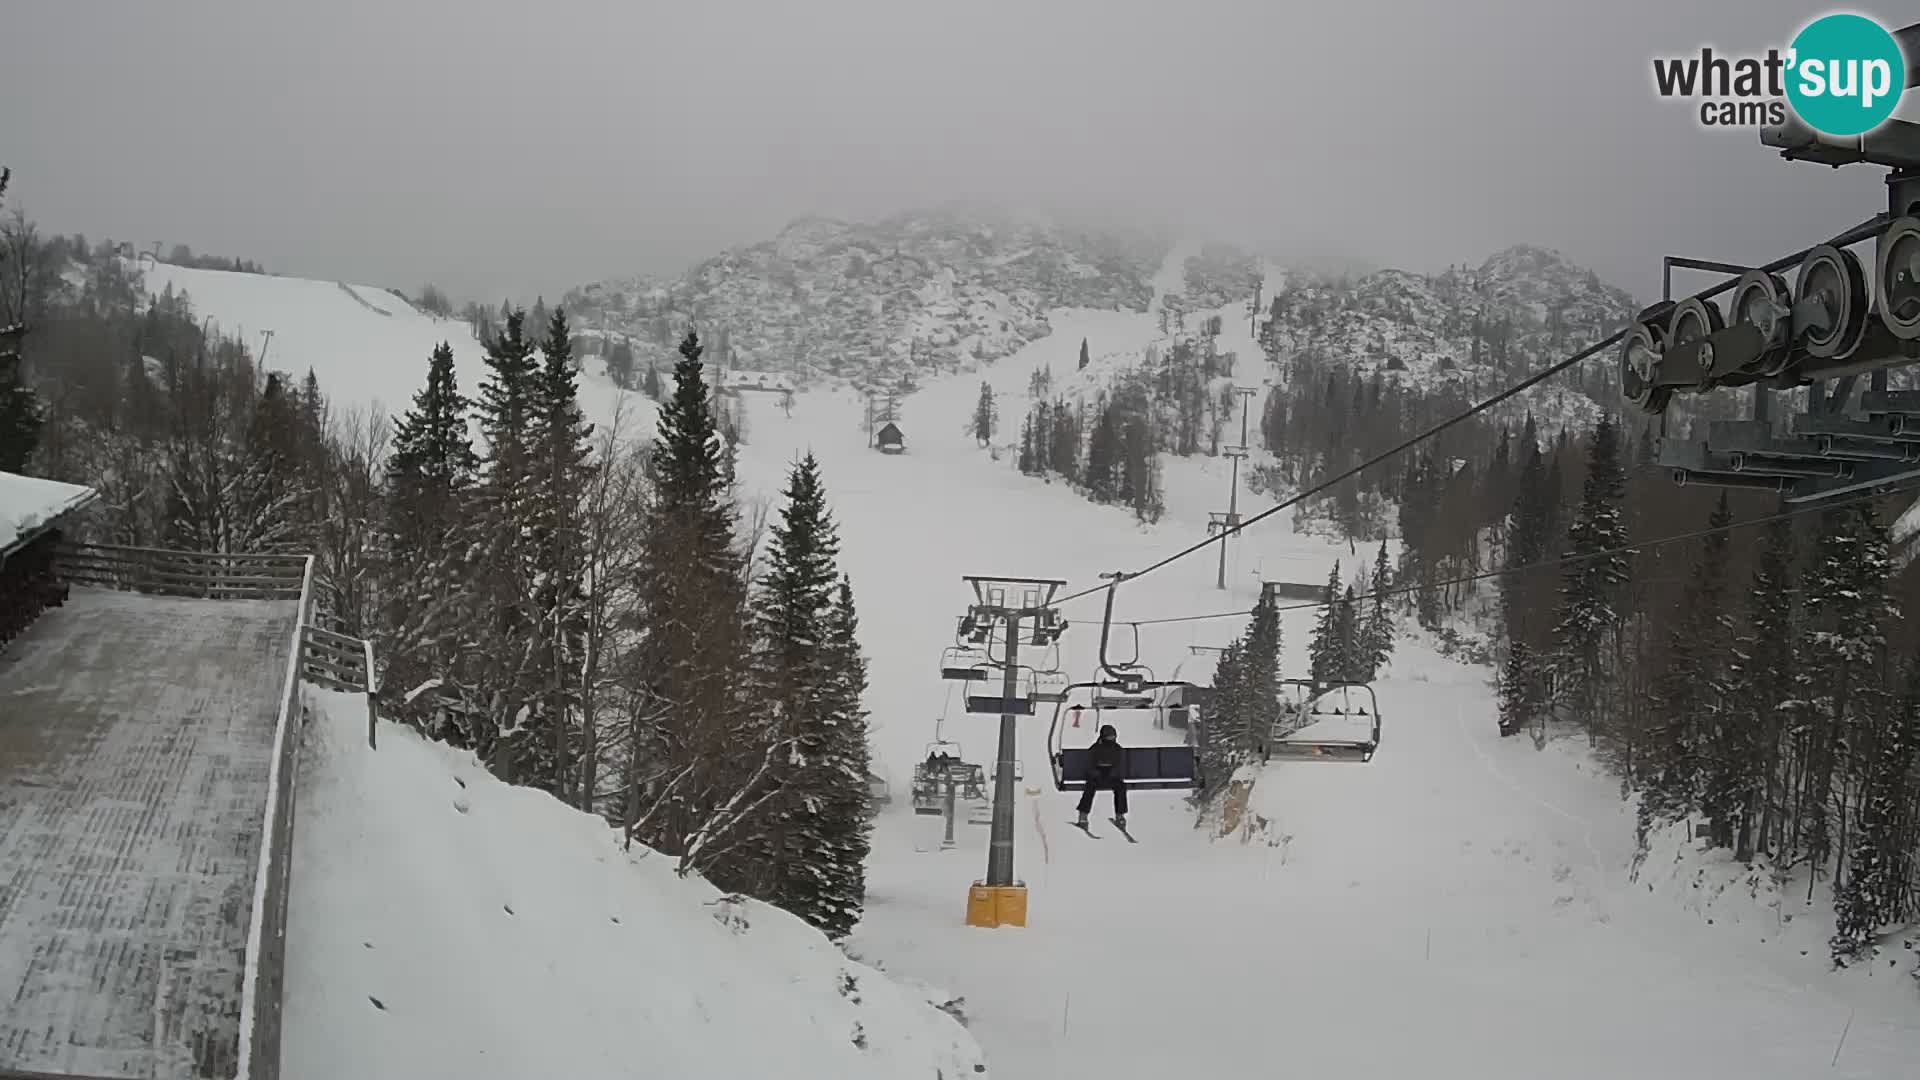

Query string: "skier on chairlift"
[[1076, 724, 1127, 829]]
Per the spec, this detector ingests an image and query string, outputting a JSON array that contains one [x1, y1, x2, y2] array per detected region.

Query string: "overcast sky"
[[1, 0, 1912, 304]]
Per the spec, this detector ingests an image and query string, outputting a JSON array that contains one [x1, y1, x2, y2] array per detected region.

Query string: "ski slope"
[[166, 242, 1920, 1076], [284, 686, 984, 1080], [137, 260, 653, 437], [719, 292, 1920, 1077]]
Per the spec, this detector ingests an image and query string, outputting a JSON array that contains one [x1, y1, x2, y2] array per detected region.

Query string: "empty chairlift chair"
[[1265, 680, 1381, 762]]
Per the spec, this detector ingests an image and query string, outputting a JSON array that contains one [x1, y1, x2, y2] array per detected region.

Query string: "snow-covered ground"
[[284, 686, 985, 1080], [716, 288, 1920, 1078], [0, 468, 94, 552]]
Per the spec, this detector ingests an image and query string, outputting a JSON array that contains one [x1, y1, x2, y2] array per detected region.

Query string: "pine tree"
[[498, 308, 597, 799], [1497, 420, 1553, 737], [629, 330, 758, 881], [1553, 414, 1629, 733], [1363, 541, 1396, 679], [971, 381, 997, 446], [1830, 655, 1920, 965], [1203, 638, 1248, 781], [751, 454, 865, 934], [1309, 561, 1342, 686], [1017, 410, 1037, 474], [1240, 586, 1282, 752], [1078, 337, 1090, 370], [1720, 510, 1796, 860], [1641, 493, 1732, 838], [381, 341, 479, 741], [1049, 400, 1079, 483], [815, 575, 873, 938], [1334, 585, 1362, 682]]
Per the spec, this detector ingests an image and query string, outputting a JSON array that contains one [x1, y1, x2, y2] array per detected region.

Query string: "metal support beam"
[[985, 609, 1022, 887]]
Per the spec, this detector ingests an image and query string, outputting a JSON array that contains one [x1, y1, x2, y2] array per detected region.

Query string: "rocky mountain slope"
[[561, 208, 1171, 390]]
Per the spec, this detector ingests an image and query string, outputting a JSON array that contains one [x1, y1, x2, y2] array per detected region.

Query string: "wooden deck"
[[0, 587, 297, 1079]]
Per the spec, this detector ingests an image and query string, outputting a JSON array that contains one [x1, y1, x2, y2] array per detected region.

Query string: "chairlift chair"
[[966, 669, 1036, 715], [1046, 680, 1204, 792], [1265, 680, 1381, 763], [939, 645, 991, 682]]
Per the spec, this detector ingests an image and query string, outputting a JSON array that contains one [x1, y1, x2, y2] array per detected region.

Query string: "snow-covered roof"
[[1, 470, 97, 557]]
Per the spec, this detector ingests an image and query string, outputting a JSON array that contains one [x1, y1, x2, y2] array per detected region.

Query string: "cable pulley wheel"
[[1666, 297, 1726, 389], [1620, 321, 1669, 415], [1795, 243, 1871, 360], [1876, 216, 1920, 341], [1728, 270, 1794, 376]]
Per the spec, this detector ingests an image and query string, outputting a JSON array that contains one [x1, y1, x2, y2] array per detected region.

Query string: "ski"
[[1109, 819, 1137, 843], [1068, 820, 1102, 838]]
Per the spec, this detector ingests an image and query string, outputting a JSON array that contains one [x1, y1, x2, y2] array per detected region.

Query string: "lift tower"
[[953, 576, 1066, 928]]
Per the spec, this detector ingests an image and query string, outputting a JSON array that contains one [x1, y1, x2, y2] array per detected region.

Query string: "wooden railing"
[[55, 541, 307, 600], [300, 624, 379, 749], [234, 553, 313, 1080]]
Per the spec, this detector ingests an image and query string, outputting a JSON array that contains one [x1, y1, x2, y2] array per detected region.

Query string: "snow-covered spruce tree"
[[971, 381, 996, 446], [627, 331, 760, 883], [748, 452, 849, 929], [1334, 585, 1363, 682], [1552, 413, 1629, 736], [1083, 404, 1118, 502], [1201, 637, 1248, 783], [1830, 652, 1920, 966], [1363, 540, 1396, 680], [1048, 400, 1079, 483], [468, 309, 544, 771], [1240, 586, 1282, 751], [1792, 502, 1897, 879], [497, 308, 597, 800], [1641, 492, 1732, 840], [1308, 561, 1342, 686], [816, 574, 874, 938], [1497, 421, 1554, 737], [380, 341, 480, 742]]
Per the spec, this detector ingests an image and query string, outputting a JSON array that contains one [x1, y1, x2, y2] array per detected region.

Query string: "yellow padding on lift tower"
[[966, 883, 1028, 927]]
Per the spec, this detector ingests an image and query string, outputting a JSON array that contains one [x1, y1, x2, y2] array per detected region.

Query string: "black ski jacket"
[[1089, 737, 1124, 774]]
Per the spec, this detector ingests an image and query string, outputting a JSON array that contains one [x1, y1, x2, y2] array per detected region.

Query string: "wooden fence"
[[55, 542, 308, 600], [300, 624, 379, 749]]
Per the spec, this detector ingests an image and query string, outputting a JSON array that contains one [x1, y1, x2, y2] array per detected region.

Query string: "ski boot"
[[1076, 811, 1090, 828], [1113, 815, 1125, 830]]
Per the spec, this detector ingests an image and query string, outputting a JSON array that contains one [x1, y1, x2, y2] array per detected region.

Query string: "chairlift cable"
[[1067, 476, 1920, 629], [1047, 212, 1894, 610]]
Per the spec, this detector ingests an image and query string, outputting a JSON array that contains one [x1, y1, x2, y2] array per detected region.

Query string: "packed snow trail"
[[723, 293, 1920, 1078]]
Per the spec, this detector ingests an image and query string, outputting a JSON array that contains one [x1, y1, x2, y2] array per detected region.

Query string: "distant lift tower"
[[1623, 24, 1920, 503], [1210, 386, 1258, 589], [953, 576, 1066, 929]]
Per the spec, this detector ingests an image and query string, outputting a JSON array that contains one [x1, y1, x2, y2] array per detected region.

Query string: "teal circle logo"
[[1785, 13, 1907, 137]]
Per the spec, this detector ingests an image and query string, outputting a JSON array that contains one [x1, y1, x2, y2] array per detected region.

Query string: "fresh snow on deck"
[[283, 687, 984, 1080], [0, 587, 297, 1078], [0, 469, 94, 553]]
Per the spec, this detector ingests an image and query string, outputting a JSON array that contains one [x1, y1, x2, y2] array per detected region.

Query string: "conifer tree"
[[1203, 638, 1248, 781], [1240, 586, 1282, 751], [751, 454, 865, 934], [1363, 541, 1396, 679], [1830, 655, 1920, 965], [1497, 421, 1553, 736], [629, 330, 758, 881], [1553, 414, 1629, 733], [1334, 585, 1362, 682], [815, 574, 873, 937], [381, 341, 479, 739], [971, 381, 996, 445], [1644, 492, 1731, 837], [0, 167, 41, 472], [1720, 510, 1796, 860], [1079, 337, 1090, 370], [1049, 400, 1079, 483], [1309, 561, 1343, 685]]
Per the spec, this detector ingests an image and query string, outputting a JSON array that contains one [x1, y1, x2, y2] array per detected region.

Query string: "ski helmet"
[[1099, 724, 1117, 739]]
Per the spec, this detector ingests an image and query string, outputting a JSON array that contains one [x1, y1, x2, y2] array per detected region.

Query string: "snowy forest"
[[0, 188, 876, 939]]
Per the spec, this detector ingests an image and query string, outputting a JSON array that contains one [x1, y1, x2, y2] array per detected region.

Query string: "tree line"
[[1, 191, 876, 940]]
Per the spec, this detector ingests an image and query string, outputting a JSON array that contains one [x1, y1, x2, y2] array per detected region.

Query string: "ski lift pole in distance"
[[958, 575, 1066, 929]]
